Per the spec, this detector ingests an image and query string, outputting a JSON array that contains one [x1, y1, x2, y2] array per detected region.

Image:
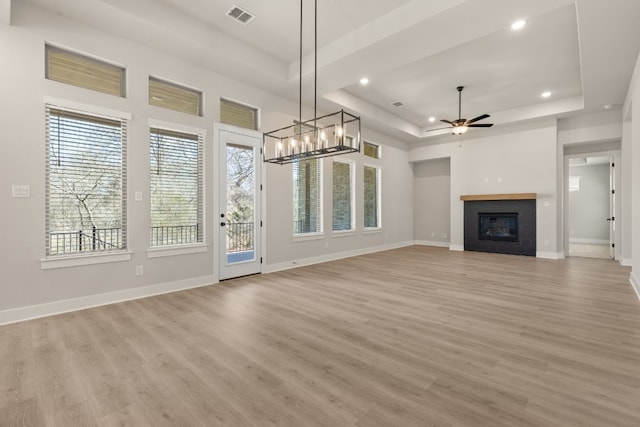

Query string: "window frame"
[[292, 158, 324, 239], [332, 159, 356, 234], [42, 99, 132, 269], [147, 119, 206, 255], [363, 141, 381, 159], [149, 76, 203, 117], [220, 98, 260, 130], [363, 164, 382, 231], [45, 44, 126, 97]]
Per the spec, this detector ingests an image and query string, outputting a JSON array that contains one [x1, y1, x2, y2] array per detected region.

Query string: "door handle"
[[607, 217, 614, 221], [220, 222, 226, 227]]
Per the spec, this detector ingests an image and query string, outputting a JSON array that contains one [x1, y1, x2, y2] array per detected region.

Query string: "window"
[[45, 45, 125, 97], [46, 106, 127, 255], [149, 77, 202, 116], [149, 127, 204, 246], [293, 159, 322, 234], [332, 160, 354, 231], [363, 141, 380, 159], [364, 166, 380, 229], [569, 176, 581, 192], [220, 98, 258, 130]]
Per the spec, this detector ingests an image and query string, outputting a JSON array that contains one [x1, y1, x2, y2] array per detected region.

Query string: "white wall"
[[568, 162, 610, 242], [631, 62, 640, 293], [410, 121, 560, 257], [0, 3, 414, 321], [621, 121, 633, 265], [413, 158, 450, 245]]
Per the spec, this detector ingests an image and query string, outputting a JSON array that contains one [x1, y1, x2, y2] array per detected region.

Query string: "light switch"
[[135, 191, 143, 201], [12, 185, 30, 198]]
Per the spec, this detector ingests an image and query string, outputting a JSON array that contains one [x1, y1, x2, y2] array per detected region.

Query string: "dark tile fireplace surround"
[[461, 194, 536, 257]]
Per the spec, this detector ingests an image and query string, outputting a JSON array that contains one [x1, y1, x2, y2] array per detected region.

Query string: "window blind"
[[46, 45, 125, 97], [363, 141, 380, 159], [293, 159, 321, 234], [149, 77, 202, 116], [46, 106, 127, 255], [364, 166, 380, 228], [220, 98, 258, 130], [332, 161, 353, 231], [150, 127, 203, 246]]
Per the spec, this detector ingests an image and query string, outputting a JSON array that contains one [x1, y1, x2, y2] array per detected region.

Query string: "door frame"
[[562, 149, 621, 260], [213, 122, 266, 280]]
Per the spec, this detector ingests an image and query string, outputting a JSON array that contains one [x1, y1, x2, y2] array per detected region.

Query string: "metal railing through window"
[[49, 227, 121, 255], [226, 222, 254, 253]]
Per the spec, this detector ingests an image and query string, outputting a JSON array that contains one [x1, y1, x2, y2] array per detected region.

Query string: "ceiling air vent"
[[226, 5, 255, 25], [392, 101, 404, 107]]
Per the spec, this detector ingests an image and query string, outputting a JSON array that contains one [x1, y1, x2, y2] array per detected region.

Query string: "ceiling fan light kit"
[[427, 86, 494, 135], [263, 0, 361, 165]]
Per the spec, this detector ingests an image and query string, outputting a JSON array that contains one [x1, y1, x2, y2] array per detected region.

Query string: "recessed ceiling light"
[[359, 77, 369, 86], [428, 116, 436, 122], [541, 91, 552, 98], [392, 101, 404, 107], [511, 19, 526, 30]]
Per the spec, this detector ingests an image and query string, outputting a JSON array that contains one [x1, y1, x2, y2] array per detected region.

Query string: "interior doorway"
[[566, 155, 614, 259]]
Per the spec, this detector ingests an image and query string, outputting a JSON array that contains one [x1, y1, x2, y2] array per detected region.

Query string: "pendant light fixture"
[[263, 0, 361, 165]]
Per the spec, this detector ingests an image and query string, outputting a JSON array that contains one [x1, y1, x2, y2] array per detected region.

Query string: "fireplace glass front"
[[478, 213, 518, 242]]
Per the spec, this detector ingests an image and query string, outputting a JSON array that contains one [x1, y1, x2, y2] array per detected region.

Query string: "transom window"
[[45, 45, 125, 97], [220, 98, 258, 130], [363, 141, 381, 159], [149, 77, 202, 116]]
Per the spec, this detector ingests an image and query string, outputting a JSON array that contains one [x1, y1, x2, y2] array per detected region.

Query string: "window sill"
[[332, 229, 356, 238], [363, 227, 383, 235], [147, 244, 208, 258], [41, 251, 132, 270], [292, 232, 325, 242]]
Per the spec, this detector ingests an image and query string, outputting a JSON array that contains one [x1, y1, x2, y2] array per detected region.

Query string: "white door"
[[216, 124, 262, 280], [609, 159, 616, 259]]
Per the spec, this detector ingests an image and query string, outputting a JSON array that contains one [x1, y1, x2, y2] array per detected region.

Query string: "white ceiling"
[[19, 0, 640, 143]]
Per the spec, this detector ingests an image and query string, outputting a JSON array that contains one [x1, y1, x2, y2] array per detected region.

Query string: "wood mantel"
[[460, 193, 537, 201]]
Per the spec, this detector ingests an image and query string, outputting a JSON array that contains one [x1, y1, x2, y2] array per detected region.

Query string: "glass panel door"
[[216, 125, 261, 280]]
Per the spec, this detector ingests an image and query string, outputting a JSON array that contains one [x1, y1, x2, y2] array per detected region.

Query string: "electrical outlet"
[[431, 232, 435, 238], [135, 265, 144, 276], [12, 185, 30, 198]]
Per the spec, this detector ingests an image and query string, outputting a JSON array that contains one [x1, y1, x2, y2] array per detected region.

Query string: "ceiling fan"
[[427, 86, 494, 135]]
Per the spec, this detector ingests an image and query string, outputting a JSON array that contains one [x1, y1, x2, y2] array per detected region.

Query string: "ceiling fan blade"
[[440, 119, 455, 125], [466, 114, 490, 124], [467, 123, 494, 128], [425, 126, 453, 132]]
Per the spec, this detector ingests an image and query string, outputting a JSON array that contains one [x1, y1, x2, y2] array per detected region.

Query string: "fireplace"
[[478, 213, 518, 242], [461, 194, 536, 256]]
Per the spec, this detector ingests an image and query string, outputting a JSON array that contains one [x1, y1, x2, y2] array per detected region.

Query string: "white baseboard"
[[414, 240, 450, 248], [569, 238, 609, 244], [536, 251, 564, 260], [449, 244, 464, 252], [0, 275, 217, 326], [620, 258, 632, 267], [630, 272, 640, 302], [264, 240, 414, 274]]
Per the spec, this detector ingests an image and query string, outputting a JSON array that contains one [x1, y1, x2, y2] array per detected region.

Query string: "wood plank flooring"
[[1, 246, 639, 426]]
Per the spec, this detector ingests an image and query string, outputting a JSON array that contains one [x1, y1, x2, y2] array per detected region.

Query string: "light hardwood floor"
[[1, 246, 639, 426]]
